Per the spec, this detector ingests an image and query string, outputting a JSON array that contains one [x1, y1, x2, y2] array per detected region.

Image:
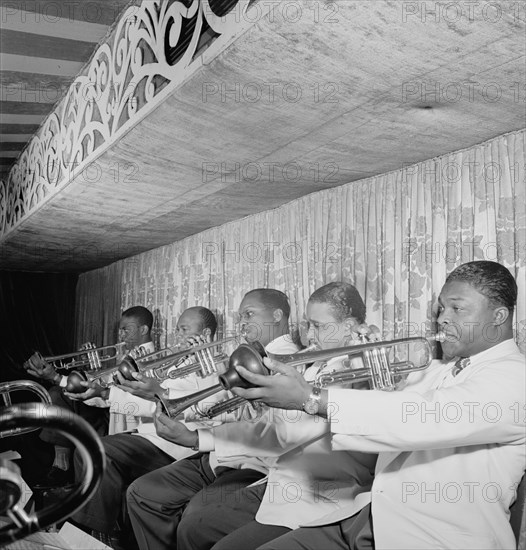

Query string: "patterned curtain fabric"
[[76, 129, 525, 354]]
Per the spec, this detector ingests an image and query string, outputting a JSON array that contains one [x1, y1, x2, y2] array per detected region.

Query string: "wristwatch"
[[302, 385, 322, 415]]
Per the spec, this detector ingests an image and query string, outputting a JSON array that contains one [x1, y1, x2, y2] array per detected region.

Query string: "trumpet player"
[[19, 301, 156, 489], [233, 261, 525, 550], [64, 306, 156, 434], [67, 306, 220, 550], [172, 282, 380, 550], [126, 289, 300, 550], [22, 351, 109, 488]]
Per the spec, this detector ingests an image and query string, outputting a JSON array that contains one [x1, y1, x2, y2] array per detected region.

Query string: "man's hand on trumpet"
[[23, 352, 59, 383], [153, 402, 198, 448], [232, 358, 314, 413], [64, 380, 109, 401], [116, 372, 164, 402]]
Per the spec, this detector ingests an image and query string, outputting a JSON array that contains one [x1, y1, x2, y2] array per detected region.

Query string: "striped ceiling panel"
[[0, 0, 131, 180]]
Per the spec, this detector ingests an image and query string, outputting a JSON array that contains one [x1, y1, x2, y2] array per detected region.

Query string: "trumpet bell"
[[158, 341, 268, 418], [219, 342, 268, 389], [65, 371, 87, 393], [117, 356, 140, 381]]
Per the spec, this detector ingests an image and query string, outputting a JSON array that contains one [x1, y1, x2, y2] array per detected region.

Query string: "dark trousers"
[[258, 504, 374, 550], [127, 453, 266, 550], [40, 385, 108, 447], [178, 480, 289, 550], [72, 433, 173, 534]]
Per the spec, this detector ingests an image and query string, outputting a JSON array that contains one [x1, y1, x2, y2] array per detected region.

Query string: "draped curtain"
[[76, 129, 525, 353], [75, 261, 123, 348], [0, 271, 78, 381]]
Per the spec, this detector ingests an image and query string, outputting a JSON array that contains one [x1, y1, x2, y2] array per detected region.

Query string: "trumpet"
[[0, 380, 52, 438], [202, 343, 319, 419], [65, 342, 158, 393], [158, 342, 268, 418], [33, 342, 127, 372], [268, 334, 445, 390], [65, 337, 237, 393], [159, 334, 445, 418], [125, 336, 237, 380]]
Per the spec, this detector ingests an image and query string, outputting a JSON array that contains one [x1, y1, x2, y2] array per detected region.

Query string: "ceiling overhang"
[[1, 0, 525, 272]]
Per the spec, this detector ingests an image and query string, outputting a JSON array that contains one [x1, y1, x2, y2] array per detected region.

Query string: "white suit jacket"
[[208, 356, 377, 529], [314, 339, 525, 549]]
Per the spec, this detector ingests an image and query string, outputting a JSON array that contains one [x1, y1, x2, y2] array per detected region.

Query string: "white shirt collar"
[[265, 334, 300, 355], [456, 338, 519, 367], [133, 340, 155, 354]]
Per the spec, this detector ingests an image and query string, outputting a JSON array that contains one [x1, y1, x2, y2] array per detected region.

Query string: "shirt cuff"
[[59, 375, 68, 388], [108, 386, 118, 403], [197, 429, 215, 452]]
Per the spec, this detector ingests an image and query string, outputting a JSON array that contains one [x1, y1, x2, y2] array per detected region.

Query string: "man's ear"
[[272, 308, 284, 323], [202, 327, 212, 338], [139, 324, 149, 336], [342, 317, 357, 339], [493, 306, 510, 326]]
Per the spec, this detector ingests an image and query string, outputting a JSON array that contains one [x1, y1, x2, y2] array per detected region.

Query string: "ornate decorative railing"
[[0, 0, 258, 239]]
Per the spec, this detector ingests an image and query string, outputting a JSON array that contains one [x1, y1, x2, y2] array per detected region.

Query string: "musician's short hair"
[[244, 289, 291, 320], [184, 306, 217, 338], [309, 282, 366, 324], [122, 306, 153, 330], [446, 261, 517, 311]]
